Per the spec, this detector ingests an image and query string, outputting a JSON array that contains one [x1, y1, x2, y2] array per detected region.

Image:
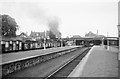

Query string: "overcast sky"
[[0, 0, 119, 37]]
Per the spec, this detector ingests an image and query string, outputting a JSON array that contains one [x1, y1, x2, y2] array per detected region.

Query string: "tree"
[[1, 15, 18, 37]]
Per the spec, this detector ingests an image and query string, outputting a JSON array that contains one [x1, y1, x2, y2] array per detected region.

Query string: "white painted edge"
[[68, 46, 95, 77]]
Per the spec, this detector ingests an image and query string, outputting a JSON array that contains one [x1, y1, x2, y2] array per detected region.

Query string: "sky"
[[0, 0, 119, 38]]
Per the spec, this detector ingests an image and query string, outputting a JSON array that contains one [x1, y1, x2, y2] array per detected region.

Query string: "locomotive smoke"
[[20, 3, 61, 37], [15, 3, 61, 37], [47, 16, 61, 39]]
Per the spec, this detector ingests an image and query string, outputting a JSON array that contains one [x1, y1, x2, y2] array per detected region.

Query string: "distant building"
[[85, 31, 105, 38], [71, 35, 81, 38], [85, 31, 96, 38], [30, 31, 50, 41], [29, 30, 62, 41], [18, 32, 28, 38], [17, 32, 32, 41]]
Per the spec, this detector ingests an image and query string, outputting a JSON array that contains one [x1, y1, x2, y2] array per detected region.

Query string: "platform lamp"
[[44, 30, 46, 50], [107, 32, 109, 51], [60, 38, 62, 47], [60, 33, 62, 47], [117, 25, 120, 52], [102, 37, 104, 48]]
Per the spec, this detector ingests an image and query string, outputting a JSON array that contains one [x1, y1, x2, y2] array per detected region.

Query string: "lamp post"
[[61, 38, 62, 47], [102, 37, 104, 48], [107, 32, 109, 51], [44, 30, 46, 50], [107, 38, 109, 51]]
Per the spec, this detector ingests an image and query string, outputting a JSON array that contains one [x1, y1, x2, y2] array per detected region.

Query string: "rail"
[[45, 48, 91, 78]]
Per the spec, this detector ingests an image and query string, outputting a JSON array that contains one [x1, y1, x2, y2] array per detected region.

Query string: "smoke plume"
[[47, 16, 61, 39], [3, 2, 62, 37]]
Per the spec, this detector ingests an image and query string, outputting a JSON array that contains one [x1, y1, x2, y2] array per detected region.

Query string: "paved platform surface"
[[69, 45, 118, 77], [1, 46, 79, 65]]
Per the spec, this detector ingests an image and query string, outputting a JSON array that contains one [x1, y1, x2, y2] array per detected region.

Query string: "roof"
[[85, 31, 97, 37], [71, 35, 81, 38], [2, 37, 22, 41], [30, 31, 49, 39]]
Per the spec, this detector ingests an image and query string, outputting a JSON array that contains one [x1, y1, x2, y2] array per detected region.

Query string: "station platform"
[[1, 46, 79, 65], [69, 45, 118, 77]]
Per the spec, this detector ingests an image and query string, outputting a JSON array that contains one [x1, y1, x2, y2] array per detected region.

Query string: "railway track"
[[3, 47, 90, 78], [2, 46, 78, 77], [45, 47, 91, 79]]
